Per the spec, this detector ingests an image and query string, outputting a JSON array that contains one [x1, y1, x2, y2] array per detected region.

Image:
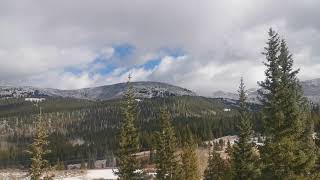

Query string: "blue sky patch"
[[140, 59, 161, 70], [160, 47, 185, 58], [63, 45, 182, 78], [114, 44, 135, 58], [95, 64, 116, 75]]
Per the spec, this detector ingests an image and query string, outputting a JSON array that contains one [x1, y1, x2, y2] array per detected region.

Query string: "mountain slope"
[[0, 81, 196, 101], [212, 78, 320, 104], [0, 95, 241, 168], [301, 78, 320, 103]]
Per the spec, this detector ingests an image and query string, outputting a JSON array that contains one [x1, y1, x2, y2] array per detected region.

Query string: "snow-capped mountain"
[[301, 78, 320, 104], [212, 88, 259, 103], [211, 90, 239, 100], [0, 86, 44, 98], [0, 81, 196, 101], [212, 78, 320, 104]]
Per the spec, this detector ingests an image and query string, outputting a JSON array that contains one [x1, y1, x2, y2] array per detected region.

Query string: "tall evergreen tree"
[[155, 107, 180, 180], [115, 75, 141, 180], [181, 127, 199, 180], [231, 78, 260, 180], [259, 28, 316, 179], [225, 140, 233, 155], [258, 28, 281, 137], [279, 39, 316, 176], [27, 106, 53, 180], [204, 145, 231, 180]]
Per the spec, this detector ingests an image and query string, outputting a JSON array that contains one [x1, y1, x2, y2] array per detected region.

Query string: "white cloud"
[[0, 46, 96, 79], [27, 71, 101, 90], [98, 47, 115, 60], [146, 56, 265, 95], [0, 0, 319, 94]]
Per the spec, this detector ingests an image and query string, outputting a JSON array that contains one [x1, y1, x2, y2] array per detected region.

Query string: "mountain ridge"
[[1, 78, 320, 103], [0, 81, 196, 101], [212, 78, 320, 104]]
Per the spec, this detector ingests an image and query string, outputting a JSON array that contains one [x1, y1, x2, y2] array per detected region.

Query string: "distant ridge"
[[212, 78, 320, 104], [0, 81, 196, 101]]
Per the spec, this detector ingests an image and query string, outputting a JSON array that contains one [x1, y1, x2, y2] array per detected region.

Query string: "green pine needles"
[[204, 144, 231, 180], [155, 107, 181, 180], [115, 75, 142, 180], [27, 106, 53, 180], [259, 28, 316, 179], [181, 127, 199, 180], [231, 78, 260, 180]]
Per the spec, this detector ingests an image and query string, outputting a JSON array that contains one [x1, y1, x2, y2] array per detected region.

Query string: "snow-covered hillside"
[[301, 78, 320, 103], [0, 86, 45, 98], [212, 78, 320, 104], [212, 88, 259, 103], [0, 82, 196, 101]]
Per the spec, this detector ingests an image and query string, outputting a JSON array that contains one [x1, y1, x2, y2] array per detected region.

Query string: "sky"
[[0, 0, 319, 95]]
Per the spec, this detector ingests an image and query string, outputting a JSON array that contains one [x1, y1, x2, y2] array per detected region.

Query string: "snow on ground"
[[0, 169, 118, 180], [86, 169, 118, 179], [60, 169, 118, 180]]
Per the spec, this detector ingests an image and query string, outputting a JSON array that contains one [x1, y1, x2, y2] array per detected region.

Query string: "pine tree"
[[115, 75, 141, 180], [80, 159, 86, 170], [87, 152, 95, 169], [279, 39, 316, 176], [155, 107, 180, 180], [181, 127, 199, 180], [55, 159, 65, 170], [259, 28, 316, 179], [231, 78, 260, 180], [204, 145, 231, 180], [225, 140, 233, 155], [258, 28, 282, 138], [27, 106, 53, 180]]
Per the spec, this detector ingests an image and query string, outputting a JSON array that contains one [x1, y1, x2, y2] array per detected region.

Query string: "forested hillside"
[[0, 96, 253, 168]]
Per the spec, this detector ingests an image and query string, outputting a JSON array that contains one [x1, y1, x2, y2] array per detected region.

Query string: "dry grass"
[[196, 147, 210, 178]]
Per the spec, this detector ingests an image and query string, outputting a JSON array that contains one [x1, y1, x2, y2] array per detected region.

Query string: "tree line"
[[0, 93, 246, 168]]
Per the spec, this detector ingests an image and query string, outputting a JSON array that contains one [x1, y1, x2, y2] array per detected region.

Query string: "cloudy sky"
[[0, 0, 319, 95]]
